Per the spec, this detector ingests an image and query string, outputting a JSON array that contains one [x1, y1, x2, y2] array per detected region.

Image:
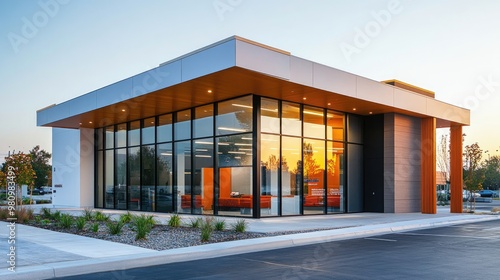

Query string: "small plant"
[[200, 217, 214, 242], [83, 208, 95, 221], [15, 207, 35, 223], [119, 211, 133, 223], [52, 210, 62, 221], [214, 218, 226, 231], [131, 214, 154, 240], [232, 219, 248, 233], [59, 214, 73, 229], [34, 215, 42, 223], [76, 216, 86, 230], [91, 223, 99, 233], [41, 219, 50, 226], [107, 221, 124, 235], [41, 207, 52, 219], [491, 207, 500, 213], [94, 211, 110, 222], [189, 217, 203, 228], [168, 214, 181, 228]]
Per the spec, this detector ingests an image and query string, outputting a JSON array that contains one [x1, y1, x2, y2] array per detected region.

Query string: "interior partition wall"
[[95, 95, 352, 217]]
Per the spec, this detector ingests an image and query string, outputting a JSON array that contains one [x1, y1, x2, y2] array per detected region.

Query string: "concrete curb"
[[2, 215, 499, 280]]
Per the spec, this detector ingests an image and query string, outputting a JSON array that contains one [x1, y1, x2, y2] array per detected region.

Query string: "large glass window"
[[105, 126, 114, 149], [128, 121, 140, 146], [115, 148, 127, 209], [194, 138, 214, 215], [96, 151, 104, 208], [327, 112, 344, 141], [105, 150, 114, 208], [128, 147, 140, 210], [142, 118, 156, 145], [261, 98, 279, 134], [327, 142, 344, 213], [175, 110, 191, 140], [303, 106, 325, 139], [141, 145, 156, 211], [157, 114, 172, 143], [157, 143, 173, 212], [96, 128, 104, 150], [175, 141, 191, 214], [282, 102, 301, 136], [261, 134, 280, 216], [194, 105, 213, 138], [303, 139, 325, 215], [281, 136, 301, 215], [115, 123, 127, 148], [217, 134, 253, 167], [217, 95, 252, 135]]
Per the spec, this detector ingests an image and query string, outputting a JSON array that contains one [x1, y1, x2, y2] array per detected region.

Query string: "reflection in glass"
[[142, 117, 155, 145], [105, 150, 114, 208], [218, 166, 253, 216], [194, 105, 214, 138], [217, 95, 252, 135], [115, 148, 127, 209], [157, 114, 172, 143], [261, 98, 279, 134], [281, 136, 301, 215], [141, 145, 156, 211], [194, 138, 214, 214], [282, 102, 301, 136], [115, 123, 127, 148], [128, 121, 140, 146], [128, 147, 140, 210], [327, 112, 344, 141], [96, 151, 104, 208], [261, 134, 279, 216], [303, 106, 325, 139], [327, 142, 344, 213], [175, 110, 191, 140], [105, 126, 114, 149], [157, 143, 173, 212], [303, 139, 325, 215], [96, 128, 104, 150], [217, 134, 253, 167], [175, 141, 191, 214]]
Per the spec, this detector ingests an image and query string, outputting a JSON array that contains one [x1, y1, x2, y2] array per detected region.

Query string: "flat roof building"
[[37, 36, 469, 217]]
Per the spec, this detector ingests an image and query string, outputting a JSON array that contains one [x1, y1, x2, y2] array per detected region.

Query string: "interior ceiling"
[[42, 67, 454, 129]]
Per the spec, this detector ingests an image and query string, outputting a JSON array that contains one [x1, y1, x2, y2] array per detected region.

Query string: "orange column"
[[421, 118, 437, 214], [450, 125, 463, 213]]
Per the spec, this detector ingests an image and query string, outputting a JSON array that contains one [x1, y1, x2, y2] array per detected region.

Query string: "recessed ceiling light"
[[303, 97, 307, 100], [89, 121, 93, 124], [122, 109, 126, 112], [207, 90, 212, 93], [369, 112, 373, 114], [327, 103, 331, 106], [353, 108, 356, 111], [79, 123, 82, 125]]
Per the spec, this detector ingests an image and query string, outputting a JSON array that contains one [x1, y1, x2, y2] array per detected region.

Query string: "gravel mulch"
[[27, 220, 343, 251]]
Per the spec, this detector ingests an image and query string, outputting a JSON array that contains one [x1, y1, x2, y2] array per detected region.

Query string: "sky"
[[1, 0, 500, 164]]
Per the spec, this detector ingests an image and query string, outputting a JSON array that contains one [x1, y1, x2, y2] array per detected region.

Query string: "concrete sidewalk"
[[1, 207, 499, 280]]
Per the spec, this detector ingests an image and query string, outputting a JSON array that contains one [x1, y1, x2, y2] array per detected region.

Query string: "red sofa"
[[303, 195, 340, 208]]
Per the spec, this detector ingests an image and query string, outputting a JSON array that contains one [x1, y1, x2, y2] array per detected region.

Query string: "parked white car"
[[462, 190, 480, 201]]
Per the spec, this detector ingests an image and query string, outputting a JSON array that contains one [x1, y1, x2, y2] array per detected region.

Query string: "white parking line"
[[364, 237, 397, 242], [396, 232, 497, 240]]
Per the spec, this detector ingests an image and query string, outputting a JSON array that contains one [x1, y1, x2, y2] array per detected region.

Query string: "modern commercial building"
[[37, 36, 469, 218]]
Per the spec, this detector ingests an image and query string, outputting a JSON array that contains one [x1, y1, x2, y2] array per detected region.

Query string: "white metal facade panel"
[[235, 40, 290, 79], [393, 88, 427, 115], [356, 77, 394, 105], [312, 63, 356, 97], [181, 40, 235, 82], [290, 56, 313, 86]]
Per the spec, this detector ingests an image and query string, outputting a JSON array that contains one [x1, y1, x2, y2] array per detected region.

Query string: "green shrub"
[[34, 215, 42, 223], [52, 210, 62, 221], [232, 219, 248, 233], [41, 207, 52, 219], [91, 223, 99, 233], [119, 211, 133, 223], [83, 208, 95, 221], [94, 211, 110, 222], [16, 207, 34, 223], [41, 219, 50, 226], [107, 221, 124, 235], [201, 217, 214, 242], [131, 214, 154, 240], [59, 214, 73, 229], [76, 216, 86, 230], [22, 197, 33, 205], [0, 208, 8, 220], [214, 218, 226, 231], [168, 214, 181, 228], [189, 217, 203, 228]]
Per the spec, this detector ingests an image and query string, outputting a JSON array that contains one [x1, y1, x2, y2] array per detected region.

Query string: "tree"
[[0, 169, 6, 190], [4, 152, 36, 205], [482, 155, 500, 190], [463, 142, 484, 212], [29, 145, 52, 188]]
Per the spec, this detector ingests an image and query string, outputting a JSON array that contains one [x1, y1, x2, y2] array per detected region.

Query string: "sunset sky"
[[1, 0, 499, 163]]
